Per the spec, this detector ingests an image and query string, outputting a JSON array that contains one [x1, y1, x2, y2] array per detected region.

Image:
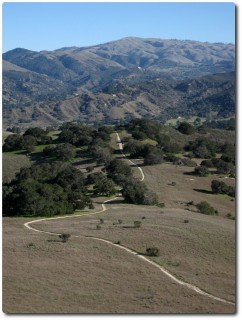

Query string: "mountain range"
[[2, 37, 235, 128]]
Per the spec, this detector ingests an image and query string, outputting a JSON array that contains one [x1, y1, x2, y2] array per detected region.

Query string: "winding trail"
[[24, 131, 234, 307], [115, 131, 145, 181]]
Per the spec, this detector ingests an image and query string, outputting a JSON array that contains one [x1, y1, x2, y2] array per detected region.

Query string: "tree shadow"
[[193, 188, 213, 194], [29, 152, 46, 163], [72, 158, 94, 166], [183, 171, 195, 176]]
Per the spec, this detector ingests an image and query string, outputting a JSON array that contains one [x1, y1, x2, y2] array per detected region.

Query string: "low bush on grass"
[[227, 213, 235, 220], [134, 221, 142, 228], [59, 233, 71, 243], [194, 166, 209, 177], [196, 201, 218, 215], [146, 247, 159, 257]]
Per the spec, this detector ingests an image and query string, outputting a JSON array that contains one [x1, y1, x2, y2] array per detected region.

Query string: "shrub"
[[96, 225, 101, 230], [142, 216, 146, 219], [183, 219, 189, 223], [177, 122, 195, 135], [194, 166, 209, 177], [89, 203, 95, 209], [27, 242, 36, 248], [227, 213, 235, 220], [99, 218, 104, 224], [171, 181, 176, 186], [134, 221, 142, 228], [59, 233, 71, 243], [144, 148, 164, 165], [146, 247, 159, 257], [175, 158, 197, 167], [93, 177, 116, 196], [211, 180, 235, 197], [165, 154, 179, 163], [118, 219, 123, 224], [200, 159, 214, 168], [196, 201, 218, 215]]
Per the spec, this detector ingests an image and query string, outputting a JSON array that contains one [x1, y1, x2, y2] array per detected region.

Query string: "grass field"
[[3, 199, 235, 313], [2, 152, 32, 183], [142, 162, 235, 217]]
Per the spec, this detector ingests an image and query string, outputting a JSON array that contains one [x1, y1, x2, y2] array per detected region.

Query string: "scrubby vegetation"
[[196, 201, 218, 216], [211, 180, 235, 197], [146, 247, 159, 257], [2, 118, 235, 218]]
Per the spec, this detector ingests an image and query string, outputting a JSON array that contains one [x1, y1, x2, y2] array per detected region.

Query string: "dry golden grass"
[[142, 162, 235, 217], [3, 207, 235, 313]]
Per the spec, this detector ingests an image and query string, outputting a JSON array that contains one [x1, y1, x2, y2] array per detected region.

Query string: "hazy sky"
[[2, 2, 235, 52]]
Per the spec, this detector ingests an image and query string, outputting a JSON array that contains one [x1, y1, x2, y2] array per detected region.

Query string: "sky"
[[2, 2, 235, 53]]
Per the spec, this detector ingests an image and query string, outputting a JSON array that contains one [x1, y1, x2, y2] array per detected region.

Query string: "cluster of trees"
[[3, 162, 92, 217], [3, 127, 52, 152], [211, 180, 235, 197], [58, 123, 114, 147], [203, 118, 235, 131], [185, 137, 216, 158], [105, 158, 158, 205], [205, 158, 235, 176], [177, 122, 196, 135], [43, 143, 76, 161], [123, 140, 164, 165]]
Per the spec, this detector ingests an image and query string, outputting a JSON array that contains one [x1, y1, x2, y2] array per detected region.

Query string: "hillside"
[[2, 37, 235, 128], [3, 72, 235, 129]]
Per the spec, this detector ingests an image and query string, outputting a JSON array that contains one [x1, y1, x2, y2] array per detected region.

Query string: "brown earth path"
[[24, 131, 234, 307]]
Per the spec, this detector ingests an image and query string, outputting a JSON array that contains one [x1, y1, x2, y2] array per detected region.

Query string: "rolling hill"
[[2, 37, 235, 128]]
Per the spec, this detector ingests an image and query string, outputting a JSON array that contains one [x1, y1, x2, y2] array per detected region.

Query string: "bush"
[[171, 181, 176, 186], [59, 234, 71, 243], [183, 219, 189, 223], [227, 213, 235, 220], [96, 225, 101, 230], [200, 159, 214, 168], [165, 154, 179, 163], [118, 219, 123, 224], [196, 201, 218, 215], [144, 148, 164, 165], [146, 247, 159, 257], [99, 218, 104, 224], [211, 180, 235, 197], [122, 179, 158, 205], [89, 203, 95, 209], [93, 177, 116, 196], [194, 166, 209, 177], [175, 158, 197, 167], [134, 221, 142, 228], [177, 122, 195, 135]]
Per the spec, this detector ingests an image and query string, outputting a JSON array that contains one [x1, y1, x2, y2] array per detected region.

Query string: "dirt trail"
[[115, 131, 145, 181], [24, 132, 235, 307]]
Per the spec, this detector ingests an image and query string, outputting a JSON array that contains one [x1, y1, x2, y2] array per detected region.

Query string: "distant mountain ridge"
[[2, 37, 235, 128]]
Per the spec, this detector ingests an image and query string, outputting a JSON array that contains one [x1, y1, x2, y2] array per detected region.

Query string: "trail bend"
[[24, 131, 234, 307]]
